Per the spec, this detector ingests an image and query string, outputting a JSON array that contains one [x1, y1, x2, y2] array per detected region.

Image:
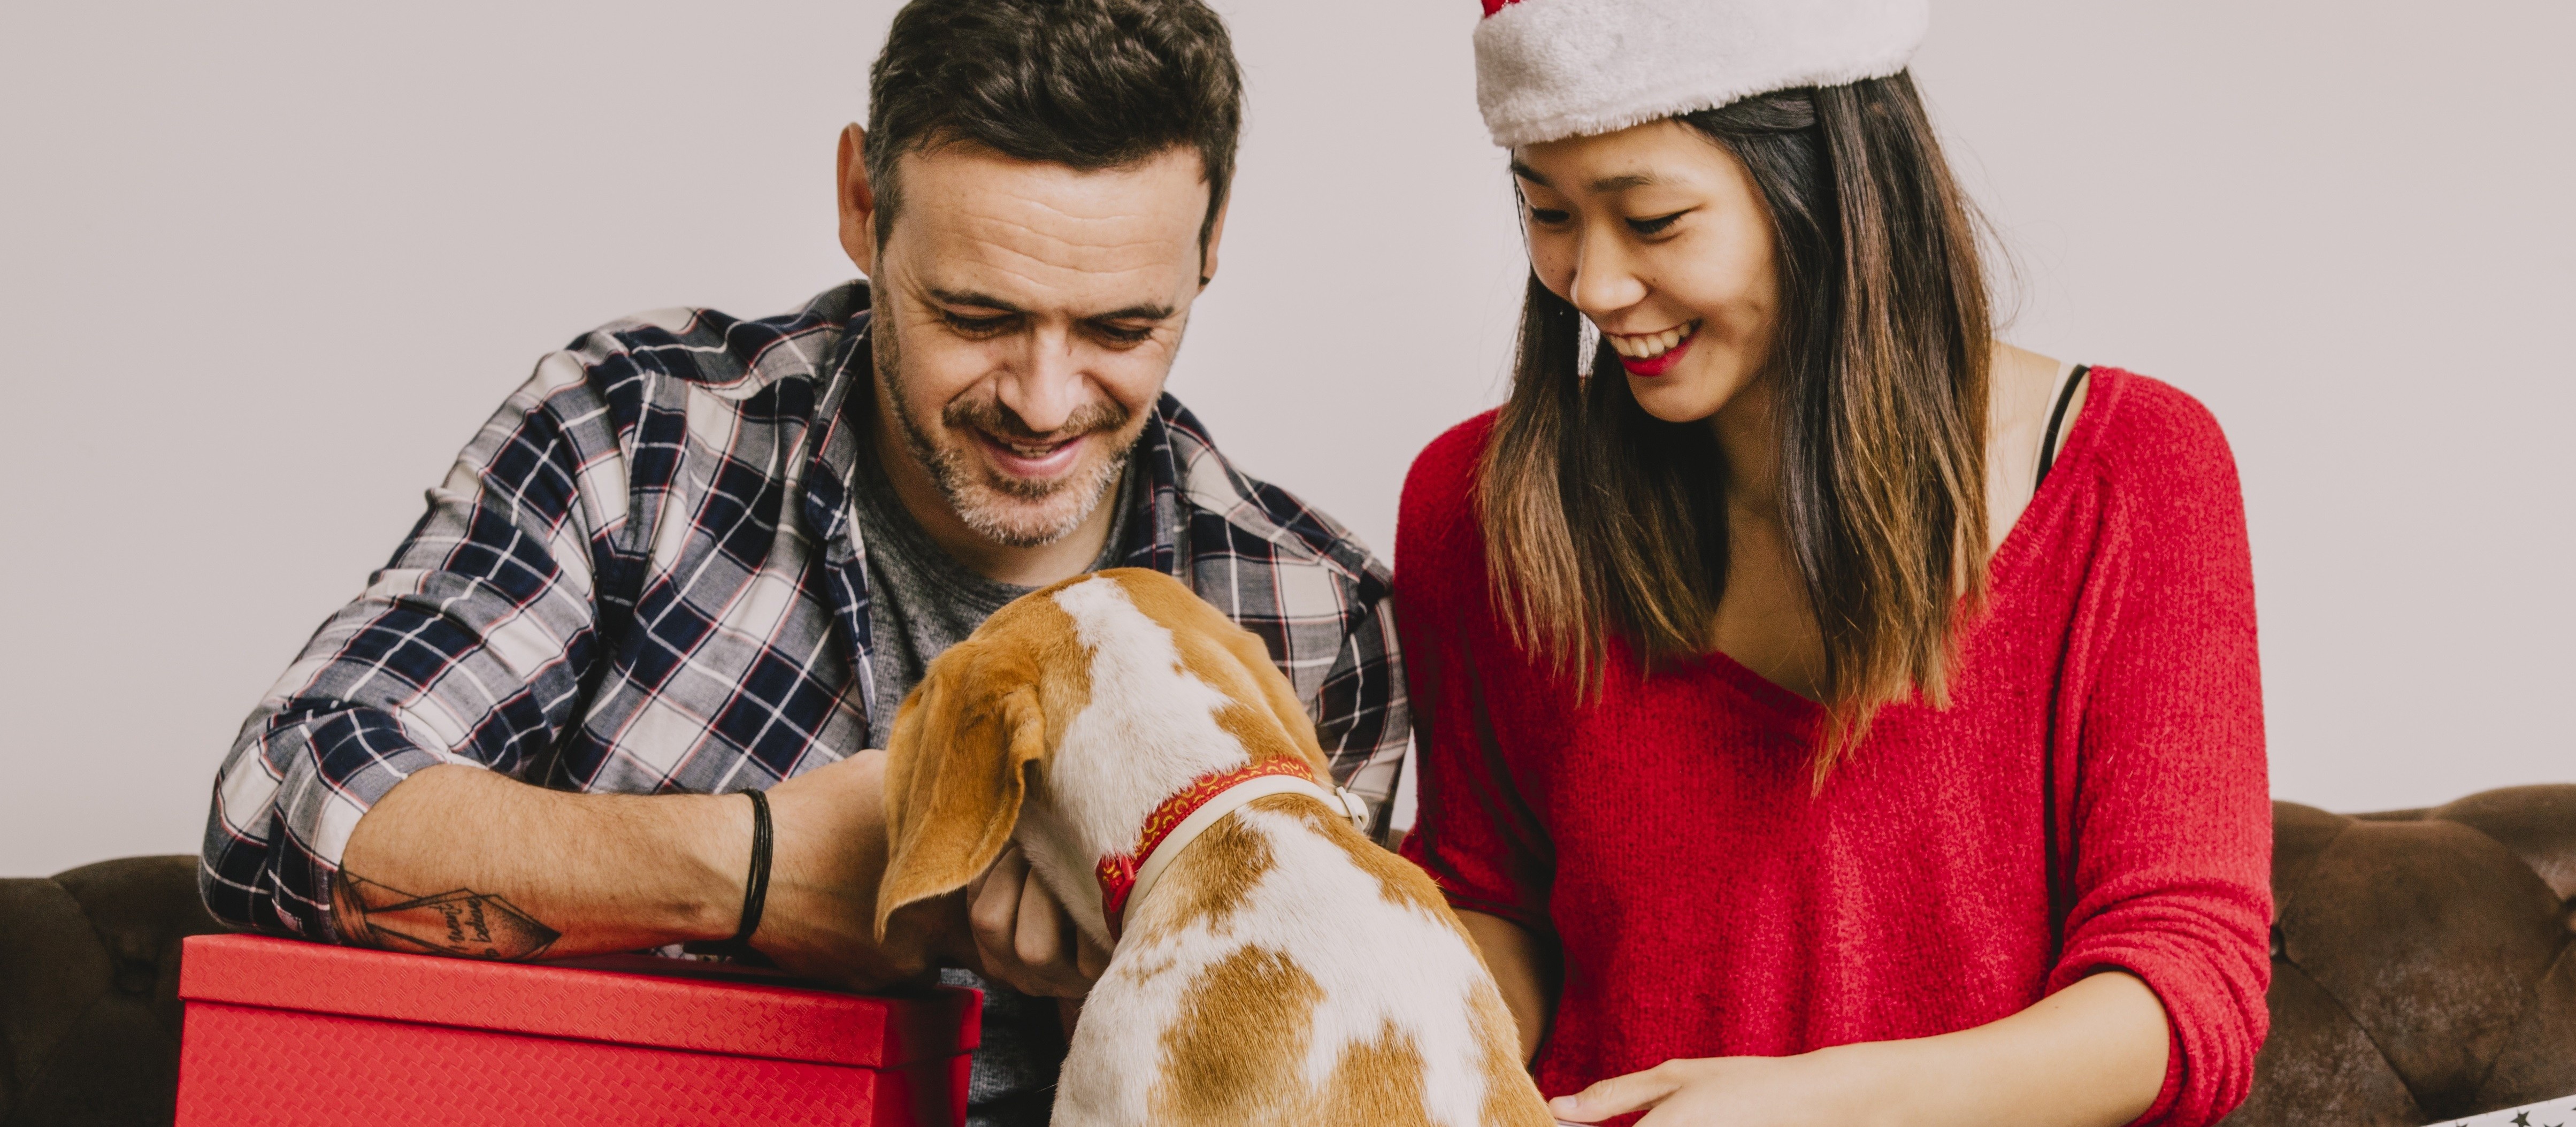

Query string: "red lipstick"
[[1615, 325, 1698, 378]]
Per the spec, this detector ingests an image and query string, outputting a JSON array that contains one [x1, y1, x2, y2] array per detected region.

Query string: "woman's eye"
[[1626, 211, 1689, 236], [1527, 206, 1571, 226], [941, 311, 1014, 335]]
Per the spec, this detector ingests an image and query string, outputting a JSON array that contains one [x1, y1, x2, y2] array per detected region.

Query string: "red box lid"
[[180, 934, 978, 1069]]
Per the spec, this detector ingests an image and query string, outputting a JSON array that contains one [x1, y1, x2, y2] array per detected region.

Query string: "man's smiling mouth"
[[976, 430, 1087, 477]]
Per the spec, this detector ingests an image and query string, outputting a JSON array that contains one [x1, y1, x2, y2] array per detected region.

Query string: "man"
[[198, 1, 1407, 1121]]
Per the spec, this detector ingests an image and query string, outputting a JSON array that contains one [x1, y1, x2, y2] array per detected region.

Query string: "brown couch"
[[2237, 786, 2576, 1124], [3, 788, 2571, 1126], [0, 856, 225, 1126]]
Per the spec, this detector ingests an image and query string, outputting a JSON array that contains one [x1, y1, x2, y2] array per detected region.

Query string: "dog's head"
[[873, 568, 1330, 941]]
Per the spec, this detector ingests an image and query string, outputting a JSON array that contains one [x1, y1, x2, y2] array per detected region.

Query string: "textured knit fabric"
[[201, 279, 1410, 945], [847, 440, 1134, 1126], [1397, 369, 2271, 1127], [849, 447, 1138, 750]]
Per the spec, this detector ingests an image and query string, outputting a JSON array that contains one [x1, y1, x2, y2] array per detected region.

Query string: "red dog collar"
[[1094, 758, 1325, 941]]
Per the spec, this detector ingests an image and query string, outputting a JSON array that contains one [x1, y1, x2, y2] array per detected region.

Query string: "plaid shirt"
[[202, 281, 1408, 940]]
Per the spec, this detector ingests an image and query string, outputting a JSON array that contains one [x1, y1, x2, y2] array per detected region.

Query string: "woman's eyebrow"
[[1506, 161, 1663, 194]]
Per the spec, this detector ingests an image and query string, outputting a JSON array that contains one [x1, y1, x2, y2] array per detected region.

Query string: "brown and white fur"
[[875, 568, 1552, 1127]]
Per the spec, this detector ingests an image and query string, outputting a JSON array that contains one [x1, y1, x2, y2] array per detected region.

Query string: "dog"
[[874, 568, 1553, 1127]]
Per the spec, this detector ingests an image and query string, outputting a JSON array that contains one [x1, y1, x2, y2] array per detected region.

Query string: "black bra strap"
[[2035, 365, 2091, 492]]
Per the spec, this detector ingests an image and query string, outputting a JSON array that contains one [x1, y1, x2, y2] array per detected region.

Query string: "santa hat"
[[1473, 0, 1930, 147]]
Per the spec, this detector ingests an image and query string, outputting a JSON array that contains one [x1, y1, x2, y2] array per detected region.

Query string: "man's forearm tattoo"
[[332, 871, 562, 961]]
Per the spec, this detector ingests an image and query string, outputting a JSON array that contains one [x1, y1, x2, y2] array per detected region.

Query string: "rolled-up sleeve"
[[2046, 389, 2273, 1127], [200, 349, 628, 940], [1311, 580, 1411, 841]]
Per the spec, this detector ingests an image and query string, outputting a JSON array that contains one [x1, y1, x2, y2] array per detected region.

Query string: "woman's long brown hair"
[[1478, 73, 1992, 784]]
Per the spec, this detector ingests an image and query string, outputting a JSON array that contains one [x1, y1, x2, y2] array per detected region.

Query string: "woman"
[[1395, 2, 2271, 1125]]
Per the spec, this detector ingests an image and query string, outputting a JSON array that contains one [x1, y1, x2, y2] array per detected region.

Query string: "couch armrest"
[[0, 856, 226, 1126]]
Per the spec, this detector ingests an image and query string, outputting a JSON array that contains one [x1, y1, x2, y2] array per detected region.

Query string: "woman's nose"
[[1568, 232, 1648, 318]]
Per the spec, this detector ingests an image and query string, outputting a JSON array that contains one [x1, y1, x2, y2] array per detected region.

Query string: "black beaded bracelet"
[[728, 789, 773, 950]]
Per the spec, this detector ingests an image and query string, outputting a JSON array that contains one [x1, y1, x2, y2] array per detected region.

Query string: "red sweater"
[[1396, 370, 2272, 1127]]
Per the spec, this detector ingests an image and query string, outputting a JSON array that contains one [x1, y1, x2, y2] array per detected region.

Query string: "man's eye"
[[1092, 323, 1155, 347], [1626, 211, 1689, 236], [941, 311, 1015, 335], [1528, 206, 1571, 226]]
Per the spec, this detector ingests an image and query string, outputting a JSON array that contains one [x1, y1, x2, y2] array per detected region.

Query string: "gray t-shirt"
[[849, 448, 1136, 1127]]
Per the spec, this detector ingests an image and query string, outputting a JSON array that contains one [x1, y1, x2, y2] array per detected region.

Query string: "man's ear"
[[837, 123, 878, 277], [1197, 196, 1229, 289], [876, 644, 1050, 941]]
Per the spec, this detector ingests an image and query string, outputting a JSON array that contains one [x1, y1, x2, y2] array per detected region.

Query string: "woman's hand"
[[1549, 1048, 1883, 1127], [1551, 972, 2168, 1127]]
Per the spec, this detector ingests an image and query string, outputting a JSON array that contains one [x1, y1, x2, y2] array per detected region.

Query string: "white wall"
[[1, 1, 2566, 876]]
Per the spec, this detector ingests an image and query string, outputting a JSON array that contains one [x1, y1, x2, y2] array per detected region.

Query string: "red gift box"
[[175, 933, 980, 1126]]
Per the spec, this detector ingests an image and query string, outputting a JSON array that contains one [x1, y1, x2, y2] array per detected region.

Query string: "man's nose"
[[1568, 231, 1648, 319], [996, 324, 1087, 434]]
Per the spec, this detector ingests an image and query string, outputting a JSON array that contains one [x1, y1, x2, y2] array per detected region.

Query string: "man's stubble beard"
[[872, 317, 1139, 550]]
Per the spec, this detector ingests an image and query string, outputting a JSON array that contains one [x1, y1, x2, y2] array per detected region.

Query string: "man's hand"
[[965, 844, 1110, 998], [761, 749, 1108, 996], [753, 749, 925, 989]]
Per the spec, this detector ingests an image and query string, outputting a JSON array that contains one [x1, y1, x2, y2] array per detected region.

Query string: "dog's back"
[[1057, 793, 1548, 1127]]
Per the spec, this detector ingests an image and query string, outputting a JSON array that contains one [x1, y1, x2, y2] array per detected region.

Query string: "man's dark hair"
[[864, 0, 1244, 255]]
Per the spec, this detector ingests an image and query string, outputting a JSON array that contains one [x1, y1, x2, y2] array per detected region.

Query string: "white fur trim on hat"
[[1474, 0, 1929, 147]]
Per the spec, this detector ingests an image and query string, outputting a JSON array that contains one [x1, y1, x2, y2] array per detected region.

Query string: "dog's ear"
[[876, 641, 1051, 941]]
